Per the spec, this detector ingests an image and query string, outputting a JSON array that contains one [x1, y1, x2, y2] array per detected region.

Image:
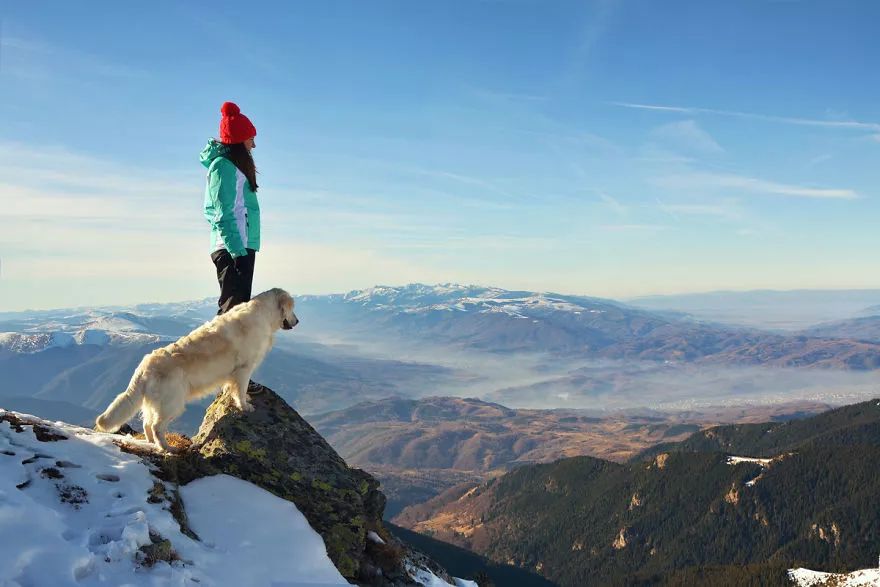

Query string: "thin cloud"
[[600, 224, 668, 232], [408, 167, 522, 202], [0, 33, 148, 80], [0, 142, 195, 202], [385, 234, 559, 252], [471, 87, 548, 103], [613, 102, 880, 133], [650, 119, 724, 154], [655, 171, 859, 200], [515, 126, 623, 156], [808, 153, 833, 166], [559, 0, 619, 90], [598, 192, 628, 215], [656, 199, 743, 221]]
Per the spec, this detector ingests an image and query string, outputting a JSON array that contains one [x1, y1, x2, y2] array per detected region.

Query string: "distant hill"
[[802, 315, 880, 343], [299, 284, 880, 369], [628, 289, 880, 331], [313, 397, 832, 470], [313, 396, 830, 516], [394, 399, 880, 586], [633, 399, 880, 462]]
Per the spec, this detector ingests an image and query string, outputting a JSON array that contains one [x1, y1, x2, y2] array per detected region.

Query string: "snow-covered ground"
[[0, 409, 470, 587], [789, 567, 880, 586], [407, 564, 477, 587], [726, 455, 777, 487], [726, 456, 773, 466]]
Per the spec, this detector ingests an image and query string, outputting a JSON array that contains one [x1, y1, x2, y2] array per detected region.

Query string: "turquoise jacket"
[[201, 139, 261, 258]]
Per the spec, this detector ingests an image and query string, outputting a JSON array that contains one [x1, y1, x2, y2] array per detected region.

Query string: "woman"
[[200, 101, 261, 314]]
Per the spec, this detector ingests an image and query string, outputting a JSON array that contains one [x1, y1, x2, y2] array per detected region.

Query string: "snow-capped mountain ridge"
[[295, 283, 880, 368], [317, 283, 623, 318], [0, 305, 215, 353], [0, 332, 75, 353], [0, 329, 162, 354]]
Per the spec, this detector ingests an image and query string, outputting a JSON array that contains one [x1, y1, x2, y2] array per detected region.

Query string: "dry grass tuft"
[[165, 433, 193, 451], [129, 432, 193, 451]]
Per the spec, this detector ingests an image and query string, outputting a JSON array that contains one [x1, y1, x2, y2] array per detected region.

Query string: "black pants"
[[211, 249, 256, 315]]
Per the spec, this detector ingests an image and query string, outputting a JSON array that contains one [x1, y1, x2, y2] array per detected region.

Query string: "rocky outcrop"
[[150, 382, 455, 586], [148, 382, 453, 586], [612, 527, 633, 550], [194, 383, 385, 579]]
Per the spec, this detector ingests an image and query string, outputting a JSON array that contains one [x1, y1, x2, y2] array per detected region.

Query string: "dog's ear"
[[277, 290, 293, 315]]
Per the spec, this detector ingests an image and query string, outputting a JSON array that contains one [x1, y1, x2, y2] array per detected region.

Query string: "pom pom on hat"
[[219, 101, 256, 144], [220, 101, 241, 117]]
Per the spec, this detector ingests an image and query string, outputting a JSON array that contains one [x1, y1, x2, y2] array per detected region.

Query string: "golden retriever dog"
[[95, 288, 298, 452]]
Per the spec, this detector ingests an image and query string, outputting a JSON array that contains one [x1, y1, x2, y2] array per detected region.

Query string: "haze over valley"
[[4, 284, 880, 421]]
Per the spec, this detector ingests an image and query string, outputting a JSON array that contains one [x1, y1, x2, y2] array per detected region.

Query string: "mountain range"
[[4, 283, 880, 426], [299, 285, 880, 368], [10, 284, 880, 368], [393, 399, 880, 586]]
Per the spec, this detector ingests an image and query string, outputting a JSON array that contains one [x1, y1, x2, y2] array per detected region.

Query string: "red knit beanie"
[[218, 101, 257, 144]]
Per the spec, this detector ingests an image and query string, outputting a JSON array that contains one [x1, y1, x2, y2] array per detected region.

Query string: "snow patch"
[[180, 475, 350, 586], [75, 329, 111, 346], [727, 455, 784, 487], [405, 562, 478, 587], [726, 456, 772, 466], [0, 410, 351, 586], [83, 315, 147, 333], [789, 567, 880, 586], [50, 331, 77, 348], [366, 530, 385, 545]]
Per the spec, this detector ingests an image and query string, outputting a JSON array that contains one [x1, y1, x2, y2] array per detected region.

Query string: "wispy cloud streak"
[[0, 33, 148, 80], [650, 119, 724, 154], [655, 171, 859, 200], [613, 102, 880, 132]]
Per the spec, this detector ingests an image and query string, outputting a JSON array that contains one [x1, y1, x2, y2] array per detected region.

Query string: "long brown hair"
[[223, 142, 258, 192]]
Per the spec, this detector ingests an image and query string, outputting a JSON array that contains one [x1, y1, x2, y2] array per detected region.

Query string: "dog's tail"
[[95, 372, 145, 433]]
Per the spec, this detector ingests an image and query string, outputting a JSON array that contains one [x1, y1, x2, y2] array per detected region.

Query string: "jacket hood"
[[200, 139, 229, 168]]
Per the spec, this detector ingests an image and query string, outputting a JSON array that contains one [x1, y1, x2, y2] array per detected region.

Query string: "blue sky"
[[2, 0, 879, 310]]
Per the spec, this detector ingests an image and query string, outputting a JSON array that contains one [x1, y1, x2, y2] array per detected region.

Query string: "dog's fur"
[[95, 288, 298, 451]]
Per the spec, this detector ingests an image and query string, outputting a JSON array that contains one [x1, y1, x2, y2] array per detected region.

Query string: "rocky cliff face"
[[146, 382, 455, 586], [191, 383, 388, 581]]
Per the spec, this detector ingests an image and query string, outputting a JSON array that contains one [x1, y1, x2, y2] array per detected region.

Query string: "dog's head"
[[274, 289, 299, 330]]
